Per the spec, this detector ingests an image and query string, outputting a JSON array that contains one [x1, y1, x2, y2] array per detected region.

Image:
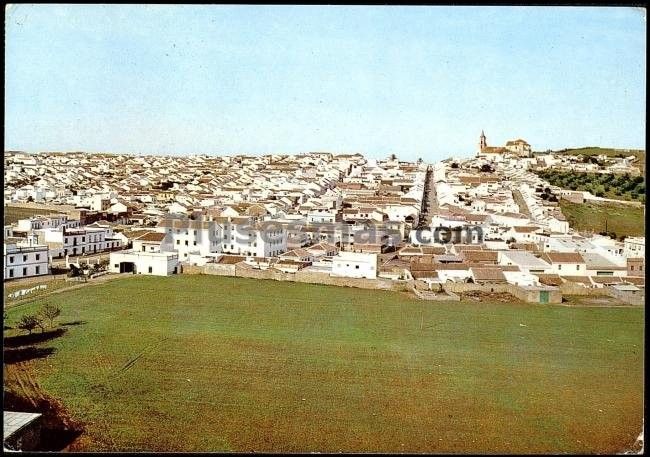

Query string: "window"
[[558, 264, 562, 270], [185, 240, 188, 246], [194, 230, 197, 235], [114, 264, 119, 268], [36, 254, 40, 261], [82, 236, 85, 242], [148, 266, 153, 274], [355, 265, 360, 269], [35, 266, 40, 274], [631, 265, 635, 271], [9, 269, 13, 278], [23, 255, 27, 262], [177, 240, 180, 245], [193, 241, 197, 246], [23, 267, 27, 276], [9, 256, 13, 263], [576, 265, 580, 270]]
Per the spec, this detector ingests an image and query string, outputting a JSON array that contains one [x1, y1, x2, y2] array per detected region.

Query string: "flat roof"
[[4, 411, 42, 440]]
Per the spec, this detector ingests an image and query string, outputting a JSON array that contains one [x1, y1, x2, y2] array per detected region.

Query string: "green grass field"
[[559, 199, 646, 238], [3, 275, 644, 453]]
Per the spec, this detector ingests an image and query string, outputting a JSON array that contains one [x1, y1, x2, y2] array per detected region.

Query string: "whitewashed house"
[[4, 238, 49, 279], [331, 251, 378, 279], [109, 250, 179, 276], [540, 252, 587, 276], [624, 237, 645, 259]]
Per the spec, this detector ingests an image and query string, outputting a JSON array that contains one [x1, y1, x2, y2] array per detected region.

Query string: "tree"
[[68, 264, 80, 278], [17, 315, 41, 335], [480, 164, 493, 173], [39, 304, 61, 328]]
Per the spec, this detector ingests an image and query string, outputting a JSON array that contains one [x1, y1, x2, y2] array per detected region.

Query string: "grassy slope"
[[4, 275, 644, 453], [4, 205, 62, 225], [559, 199, 646, 237]]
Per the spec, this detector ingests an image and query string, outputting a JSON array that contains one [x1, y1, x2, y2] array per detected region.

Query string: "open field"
[[559, 199, 645, 238], [3, 275, 644, 453], [4, 205, 63, 225]]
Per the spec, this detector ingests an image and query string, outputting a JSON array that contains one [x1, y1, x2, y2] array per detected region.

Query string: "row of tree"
[[536, 170, 645, 202]]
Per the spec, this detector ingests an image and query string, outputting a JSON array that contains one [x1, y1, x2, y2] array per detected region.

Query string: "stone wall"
[[186, 263, 564, 303], [443, 282, 563, 304], [559, 282, 609, 296], [189, 263, 404, 292], [443, 282, 512, 294], [234, 265, 401, 291], [607, 287, 645, 306]]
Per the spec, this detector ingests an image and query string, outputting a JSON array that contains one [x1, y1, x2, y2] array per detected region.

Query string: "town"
[[4, 132, 645, 306]]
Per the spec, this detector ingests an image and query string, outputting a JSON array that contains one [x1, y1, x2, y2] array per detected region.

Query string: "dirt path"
[[4, 274, 131, 309]]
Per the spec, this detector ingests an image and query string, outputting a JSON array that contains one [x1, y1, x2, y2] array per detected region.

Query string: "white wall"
[[109, 251, 179, 276], [331, 252, 377, 279], [4, 245, 49, 279]]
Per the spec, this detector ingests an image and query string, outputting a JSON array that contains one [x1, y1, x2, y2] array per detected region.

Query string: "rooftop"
[[4, 411, 41, 441]]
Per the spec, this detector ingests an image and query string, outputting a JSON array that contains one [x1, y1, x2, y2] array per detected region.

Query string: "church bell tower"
[[479, 130, 487, 153]]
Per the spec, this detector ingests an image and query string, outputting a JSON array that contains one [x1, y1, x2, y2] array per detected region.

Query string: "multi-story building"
[[35, 226, 123, 258], [16, 214, 79, 232], [4, 238, 49, 279]]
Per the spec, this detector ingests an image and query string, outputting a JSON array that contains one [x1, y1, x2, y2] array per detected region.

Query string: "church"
[[477, 131, 532, 158]]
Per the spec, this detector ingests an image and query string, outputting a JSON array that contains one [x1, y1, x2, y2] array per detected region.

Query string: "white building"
[[331, 251, 378, 279], [109, 250, 179, 276], [156, 216, 287, 261], [624, 237, 645, 259], [4, 239, 49, 279], [16, 214, 78, 232], [219, 218, 286, 258], [36, 226, 123, 258], [156, 219, 221, 261]]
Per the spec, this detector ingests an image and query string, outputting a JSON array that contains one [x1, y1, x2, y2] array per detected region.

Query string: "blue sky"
[[4, 5, 646, 161]]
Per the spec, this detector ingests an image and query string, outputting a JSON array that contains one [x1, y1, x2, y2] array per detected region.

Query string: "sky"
[[4, 5, 647, 162]]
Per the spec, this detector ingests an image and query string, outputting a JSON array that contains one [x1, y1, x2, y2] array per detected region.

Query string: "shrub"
[[18, 315, 43, 335]]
